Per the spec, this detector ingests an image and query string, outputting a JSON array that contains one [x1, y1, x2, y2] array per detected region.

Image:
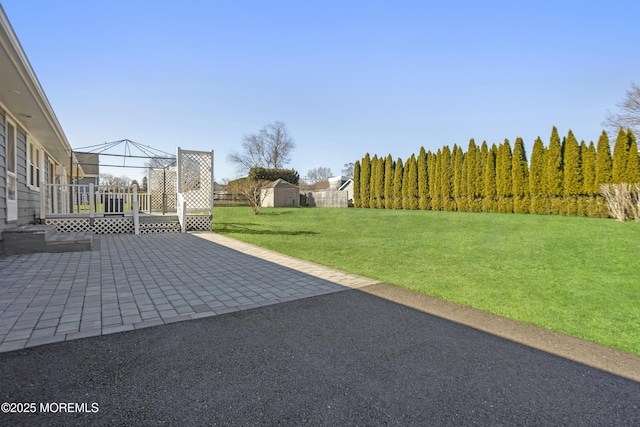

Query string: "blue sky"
[[3, 0, 639, 182]]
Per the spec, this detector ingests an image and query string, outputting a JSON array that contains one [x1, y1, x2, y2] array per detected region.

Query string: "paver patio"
[[0, 232, 376, 353]]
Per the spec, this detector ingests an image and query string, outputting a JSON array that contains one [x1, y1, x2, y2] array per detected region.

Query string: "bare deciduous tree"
[[603, 83, 640, 134], [600, 183, 640, 221], [227, 178, 270, 215], [342, 162, 355, 177], [306, 167, 333, 184], [227, 121, 296, 174], [145, 156, 176, 169], [99, 173, 132, 187]]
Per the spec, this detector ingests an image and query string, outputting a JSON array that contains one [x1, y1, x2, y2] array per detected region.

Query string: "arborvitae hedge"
[[529, 137, 546, 214], [384, 154, 394, 209], [562, 130, 582, 215], [613, 128, 629, 183], [418, 147, 429, 210], [453, 145, 464, 210], [441, 146, 453, 211], [401, 158, 411, 210], [512, 137, 529, 213], [359, 153, 371, 209], [392, 158, 403, 210], [481, 144, 497, 212], [407, 154, 419, 210], [352, 127, 638, 218], [626, 129, 640, 183], [595, 131, 613, 186], [373, 155, 384, 208], [496, 139, 513, 213], [353, 161, 361, 207], [546, 127, 563, 214]]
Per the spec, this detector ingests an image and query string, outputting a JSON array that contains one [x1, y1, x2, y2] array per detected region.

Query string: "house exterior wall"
[[77, 176, 98, 186], [0, 110, 6, 235], [16, 127, 41, 224], [0, 108, 46, 231]]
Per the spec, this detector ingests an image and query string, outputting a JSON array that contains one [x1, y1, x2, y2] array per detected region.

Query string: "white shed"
[[261, 179, 300, 208]]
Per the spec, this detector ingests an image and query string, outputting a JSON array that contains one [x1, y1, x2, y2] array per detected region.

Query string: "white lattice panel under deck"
[[47, 217, 134, 234], [94, 218, 134, 234], [46, 218, 91, 233], [186, 215, 211, 231]]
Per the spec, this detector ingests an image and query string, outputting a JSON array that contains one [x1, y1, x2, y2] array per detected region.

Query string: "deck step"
[[139, 215, 179, 224], [139, 217, 181, 234]]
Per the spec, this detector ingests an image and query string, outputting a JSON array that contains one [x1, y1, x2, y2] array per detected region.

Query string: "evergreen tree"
[[368, 155, 378, 208], [476, 141, 488, 212], [432, 149, 442, 210], [441, 146, 453, 211], [594, 131, 613, 217], [407, 154, 419, 209], [374, 156, 385, 208], [401, 157, 411, 210], [481, 144, 497, 212], [428, 151, 438, 210], [595, 130, 613, 186], [418, 147, 429, 210], [626, 129, 640, 183], [582, 141, 596, 195], [581, 141, 596, 217], [461, 141, 472, 212], [529, 137, 546, 214], [612, 128, 629, 183], [383, 154, 394, 209], [360, 153, 371, 209], [545, 127, 563, 213], [453, 145, 465, 211], [512, 137, 529, 213], [353, 160, 361, 207], [496, 139, 513, 212], [562, 130, 582, 215], [392, 158, 403, 209]]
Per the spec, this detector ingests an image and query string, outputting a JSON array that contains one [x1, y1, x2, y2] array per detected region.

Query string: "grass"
[[212, 206, 640, 355]]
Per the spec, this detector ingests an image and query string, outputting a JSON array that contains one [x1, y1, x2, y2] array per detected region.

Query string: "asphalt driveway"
[[1, 287, 639, 426]]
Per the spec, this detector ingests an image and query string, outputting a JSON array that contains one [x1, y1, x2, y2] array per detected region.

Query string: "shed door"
[[6, 120, 17, 221]]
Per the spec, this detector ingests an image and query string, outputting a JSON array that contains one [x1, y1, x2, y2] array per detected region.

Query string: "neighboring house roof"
[[313, 180, 330, 190], [264, 179, 299, 189], [339, 178, 354, 191], [328, 175, 350, 183], [0, 6, 78, 172], [74, 152, 99, 176]]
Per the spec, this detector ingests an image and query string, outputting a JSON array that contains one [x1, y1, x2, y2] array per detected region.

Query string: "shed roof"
[[265, 178, 299, 189]]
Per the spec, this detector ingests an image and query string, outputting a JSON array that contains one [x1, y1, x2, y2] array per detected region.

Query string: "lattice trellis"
[[149, 167, 177, 212], [178, 149, 213, 213]]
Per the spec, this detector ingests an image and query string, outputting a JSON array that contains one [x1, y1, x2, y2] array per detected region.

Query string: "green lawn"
[[212, 206, 640, 355]]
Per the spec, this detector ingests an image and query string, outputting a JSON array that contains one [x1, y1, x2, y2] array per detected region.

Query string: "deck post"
[[89, 183, 95, 219], [52, 183, 58, 214], [133, 184, 139, 235], [39, 180, 46, 221]]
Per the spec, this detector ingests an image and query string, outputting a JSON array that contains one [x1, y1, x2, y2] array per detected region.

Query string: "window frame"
[[26, 137, 43, 191]]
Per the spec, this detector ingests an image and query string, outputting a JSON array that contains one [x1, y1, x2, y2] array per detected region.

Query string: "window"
[[27, 139, 42, 190]]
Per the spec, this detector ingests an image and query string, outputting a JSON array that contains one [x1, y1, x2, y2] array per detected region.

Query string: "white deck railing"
[[40, 183, 146, 217]]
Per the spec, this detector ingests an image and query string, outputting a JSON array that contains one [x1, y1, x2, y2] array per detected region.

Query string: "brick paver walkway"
[[0, 232, 376, 353]]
